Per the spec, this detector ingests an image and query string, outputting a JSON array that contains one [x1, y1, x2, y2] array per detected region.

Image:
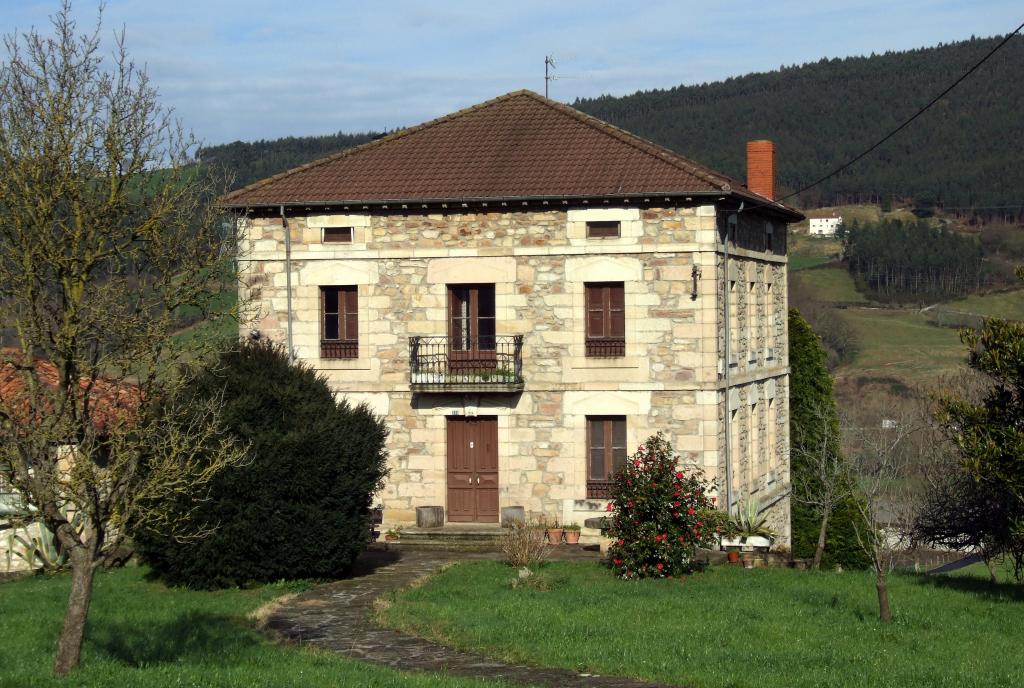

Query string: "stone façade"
[[239, 201, 791, 544]]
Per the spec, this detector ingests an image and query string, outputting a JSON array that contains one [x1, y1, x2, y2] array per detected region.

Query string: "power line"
[[754, 22, 1024, 211]]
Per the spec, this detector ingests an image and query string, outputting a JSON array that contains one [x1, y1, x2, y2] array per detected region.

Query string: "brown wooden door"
[[447, 416, 499, 523]]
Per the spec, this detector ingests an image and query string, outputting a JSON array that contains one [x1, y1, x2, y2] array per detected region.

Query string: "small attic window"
[[586, 220, 620, 238], [323, 227, 353, 243]]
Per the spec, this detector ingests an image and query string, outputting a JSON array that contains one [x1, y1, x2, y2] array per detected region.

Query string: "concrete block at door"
[[501, 506, 526, 527], [416, 506, 445, 528]]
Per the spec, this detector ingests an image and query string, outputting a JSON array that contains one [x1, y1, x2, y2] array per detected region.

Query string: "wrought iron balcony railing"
[[409, 335, 524, 391]]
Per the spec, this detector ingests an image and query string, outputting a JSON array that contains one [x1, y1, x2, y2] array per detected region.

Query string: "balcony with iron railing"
[[409, 335, 524, 392]]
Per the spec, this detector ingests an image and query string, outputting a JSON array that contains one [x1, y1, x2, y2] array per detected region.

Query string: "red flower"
[[613, 559, 623, 566], [606, 503, 613, 512], [687, 507, 696, 515], [656, 563, 664, 571], [627, 500, 635, 508], [618, 539, 625, 546], [673, 501, 681, 508], [678, 536, 686, 543], [675, 471, 683, 479]]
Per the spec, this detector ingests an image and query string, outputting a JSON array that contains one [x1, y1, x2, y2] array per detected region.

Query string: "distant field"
[[789, 255, 834, 271], [795, 267, 868, 303], [939, 289, 1024, 320], [836, 307, 966, 385]]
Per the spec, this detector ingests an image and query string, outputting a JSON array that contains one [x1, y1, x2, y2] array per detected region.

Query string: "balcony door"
[[448, 284, 496, 371], [447, 416, 499, 522]]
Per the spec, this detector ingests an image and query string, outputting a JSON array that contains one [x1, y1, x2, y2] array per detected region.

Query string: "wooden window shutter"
[[320, 285, 358, 359], [585, 282, 625, 357]]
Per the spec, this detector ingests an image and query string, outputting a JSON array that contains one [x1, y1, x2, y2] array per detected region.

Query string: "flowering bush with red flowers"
[[606, 433, 720, 579]]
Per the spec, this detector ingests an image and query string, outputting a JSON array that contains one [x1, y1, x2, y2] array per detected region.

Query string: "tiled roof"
[[221, 90, 797, 216], [0, 351, 140, 436]]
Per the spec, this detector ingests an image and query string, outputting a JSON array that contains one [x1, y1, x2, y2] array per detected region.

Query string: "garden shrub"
[[132, 339, 389, 588], [789, 309, 871, 569], [606, 433, 718, 579]]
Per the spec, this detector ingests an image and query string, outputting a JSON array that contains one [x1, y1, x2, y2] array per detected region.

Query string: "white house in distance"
[[808, 214, 843, 236]]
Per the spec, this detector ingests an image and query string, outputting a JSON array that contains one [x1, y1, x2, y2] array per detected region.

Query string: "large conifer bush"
[[789, 309, 870, 569], [133, 339, 388, 588]]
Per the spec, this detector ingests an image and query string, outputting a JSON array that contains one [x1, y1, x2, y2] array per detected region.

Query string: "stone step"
[[382, 525, 506, 551]]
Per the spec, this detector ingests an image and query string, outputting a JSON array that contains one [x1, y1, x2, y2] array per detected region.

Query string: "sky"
[[1, 1, 1020, 146]]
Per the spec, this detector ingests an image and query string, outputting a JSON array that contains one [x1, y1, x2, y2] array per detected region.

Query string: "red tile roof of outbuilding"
[[220, 90, 801, 219]]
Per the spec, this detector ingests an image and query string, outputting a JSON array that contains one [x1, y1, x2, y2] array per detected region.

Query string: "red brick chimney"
[[746, 140, 775, 201]]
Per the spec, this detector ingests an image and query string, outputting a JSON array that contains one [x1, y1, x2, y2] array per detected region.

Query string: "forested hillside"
[[198, 131, 381, 190], [574, 35, 1023, 219], [200, 35, 1023, 218]]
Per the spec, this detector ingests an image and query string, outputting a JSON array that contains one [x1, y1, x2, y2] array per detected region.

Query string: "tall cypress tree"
[[789, 309, 871, 568]]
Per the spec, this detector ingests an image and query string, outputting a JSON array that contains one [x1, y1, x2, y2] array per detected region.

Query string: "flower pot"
[[564, 530, 580, 545], [727, 550, 740, 564], [546, 528, 564, 545], [741, 552, 755, 569]]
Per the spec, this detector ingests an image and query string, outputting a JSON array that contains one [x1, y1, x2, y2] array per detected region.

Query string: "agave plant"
[[10, 508, 83, 572], [732, 498, 776, 540]]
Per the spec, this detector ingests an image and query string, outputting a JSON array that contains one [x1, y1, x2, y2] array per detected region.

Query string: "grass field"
[[938, 288, 1024, 320], [794, 267, 868, 303], [379, 560, 1024, 688], [0, 567, 504, 688], [836, 307, 966, 385]]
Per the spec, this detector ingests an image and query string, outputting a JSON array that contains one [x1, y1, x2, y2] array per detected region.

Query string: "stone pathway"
[[265, 549, 681, 688]]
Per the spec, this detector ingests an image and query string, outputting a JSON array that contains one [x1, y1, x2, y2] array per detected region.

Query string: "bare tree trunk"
[[985, 556, 998, 584], [875, 566, 892, 624], [54, 547, 97, 675], [813, 509, 831, 570]]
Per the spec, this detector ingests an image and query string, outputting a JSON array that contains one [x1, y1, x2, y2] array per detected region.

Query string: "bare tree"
[[841, 403, 927, 623], [793, 402, 855, 569], [0, 3, 246, 674]]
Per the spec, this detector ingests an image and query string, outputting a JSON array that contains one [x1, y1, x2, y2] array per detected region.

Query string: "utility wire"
[[754, 22, 1024, 211]]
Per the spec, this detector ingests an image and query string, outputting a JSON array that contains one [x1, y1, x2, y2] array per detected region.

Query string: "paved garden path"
[[264, 549, 681, 688]]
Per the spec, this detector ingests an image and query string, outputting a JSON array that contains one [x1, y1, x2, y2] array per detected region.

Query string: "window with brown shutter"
[[587, 416, 627, 498], [323, 227, 353, 243], [320, 285, 358, 358], [585, 282, 625, 357], [586, 220, 620, 238]]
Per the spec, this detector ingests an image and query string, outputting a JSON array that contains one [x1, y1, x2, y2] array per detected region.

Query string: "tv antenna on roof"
[[544, 55, 555, 98], [544, 54, 586, 99]]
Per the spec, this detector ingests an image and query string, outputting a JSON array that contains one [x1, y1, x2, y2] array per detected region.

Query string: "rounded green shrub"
[[606, 433, 719, 579], [133, 339, 388, 588]]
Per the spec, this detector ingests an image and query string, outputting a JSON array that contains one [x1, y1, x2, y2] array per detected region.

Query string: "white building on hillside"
[[809, 216, 843, 236]]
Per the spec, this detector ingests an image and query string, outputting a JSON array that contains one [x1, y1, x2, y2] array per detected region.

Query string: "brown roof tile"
[[221, 90, 797, 216]]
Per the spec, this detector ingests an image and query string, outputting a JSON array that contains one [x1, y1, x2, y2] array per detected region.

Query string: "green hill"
[[573, 35, 1024, 218]]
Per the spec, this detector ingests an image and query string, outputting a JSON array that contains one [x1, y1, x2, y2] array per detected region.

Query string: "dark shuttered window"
[[587, 416, 627, 498], [323, 226, 353, 243], [585, 282, 625, 357], [586, 220, 621, 238], [320, 285, 358, 359]]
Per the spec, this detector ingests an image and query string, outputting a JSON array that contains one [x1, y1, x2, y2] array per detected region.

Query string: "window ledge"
[[571, 356, 641, 369], [317, 358, 372, 370]]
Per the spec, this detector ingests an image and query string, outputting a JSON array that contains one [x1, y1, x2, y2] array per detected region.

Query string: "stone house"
[[222, 90, 804, 542]]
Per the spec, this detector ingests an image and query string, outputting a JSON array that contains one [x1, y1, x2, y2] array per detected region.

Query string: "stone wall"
[[239, 202, 791, 544]]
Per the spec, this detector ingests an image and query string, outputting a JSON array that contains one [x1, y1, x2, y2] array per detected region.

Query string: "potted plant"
[[720, 498, 776, 554], [545, 518, 564, 545], [563, 523, 581, 545], [383, 527, 402, 542]]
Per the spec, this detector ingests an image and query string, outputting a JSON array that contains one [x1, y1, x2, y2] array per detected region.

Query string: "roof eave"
[[221, 190, 803, 222]]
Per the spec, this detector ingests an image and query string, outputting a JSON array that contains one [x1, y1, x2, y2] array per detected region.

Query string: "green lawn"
[[378, 560, 1024, 688], [0, 567, 508, 688], [795, 267, 868, 303], [837, 307, 966, 385]]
